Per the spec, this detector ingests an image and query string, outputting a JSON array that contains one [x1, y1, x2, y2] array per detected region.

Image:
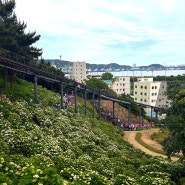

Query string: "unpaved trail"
[[123, 128, 179, 161]]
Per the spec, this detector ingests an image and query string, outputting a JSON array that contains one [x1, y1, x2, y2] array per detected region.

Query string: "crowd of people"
[[97, 105, 153, 131], [63, 94, 71, 109]]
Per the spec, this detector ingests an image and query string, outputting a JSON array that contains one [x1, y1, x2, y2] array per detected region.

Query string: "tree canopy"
[[154, 75, 185, 101], [101, 72, 113, 80], [0, 0, 42, 59], [84, 77, 109, 92], [164, 89, 185, 158]]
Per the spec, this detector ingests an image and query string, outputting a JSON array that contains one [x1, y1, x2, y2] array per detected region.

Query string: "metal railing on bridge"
[[0, 47, 161, 126]]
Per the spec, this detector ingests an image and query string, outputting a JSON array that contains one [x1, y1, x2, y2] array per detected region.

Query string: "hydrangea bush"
[[0, 99, 184, 184]]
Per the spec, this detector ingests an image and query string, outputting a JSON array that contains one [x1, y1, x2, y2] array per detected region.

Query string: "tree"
[[154, 75, 185, 101], [85, 77, 109, 92], [101, 72, 113, 80], [164, 89, 185, 159], [0, 0, 42, 59]]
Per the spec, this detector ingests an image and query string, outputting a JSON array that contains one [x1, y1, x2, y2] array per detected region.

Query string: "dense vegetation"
[[152, 75, 185, 159], [154, 75, 185, 101], [0, 75, 185, 184], [1, 0, 185, 184], [163, 89, 185, 158]]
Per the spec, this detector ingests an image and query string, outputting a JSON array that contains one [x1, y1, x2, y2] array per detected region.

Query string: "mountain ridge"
[[46, 59, 170, 71]]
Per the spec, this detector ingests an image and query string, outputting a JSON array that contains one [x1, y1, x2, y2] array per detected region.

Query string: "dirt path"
[[123, 128, 179, 161]]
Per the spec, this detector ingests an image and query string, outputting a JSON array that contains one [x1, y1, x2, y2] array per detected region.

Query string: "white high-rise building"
[[134, 77, 167, 113], [70, 61, 86, 83]]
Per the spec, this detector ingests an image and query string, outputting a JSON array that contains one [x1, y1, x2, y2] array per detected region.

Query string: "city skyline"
[[15, 0, 185, 66]]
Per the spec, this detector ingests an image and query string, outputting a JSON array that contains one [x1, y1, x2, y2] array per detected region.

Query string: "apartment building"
[[134, 77, 167, 110], [104, 76, 130, 95], [69, 61, 86, 83]]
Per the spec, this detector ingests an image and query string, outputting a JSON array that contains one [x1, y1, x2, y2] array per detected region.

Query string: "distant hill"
[[46, 60, 185, 72], [86, 63, 131, 71], [46, 60, 132, 71]]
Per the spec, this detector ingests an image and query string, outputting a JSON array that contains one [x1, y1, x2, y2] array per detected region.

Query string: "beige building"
[[134, 77, 167, 111], [104, 76, 130, 95], [70, 61, 86, 83]]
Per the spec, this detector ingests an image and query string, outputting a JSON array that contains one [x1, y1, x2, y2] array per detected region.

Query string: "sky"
[[15, 0, 185, 66]]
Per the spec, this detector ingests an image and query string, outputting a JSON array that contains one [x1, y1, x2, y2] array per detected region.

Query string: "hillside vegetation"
[[0, 76, 185, 185]]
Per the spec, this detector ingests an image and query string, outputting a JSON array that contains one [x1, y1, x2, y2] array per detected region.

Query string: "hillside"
[[0, 76, 185, 184]]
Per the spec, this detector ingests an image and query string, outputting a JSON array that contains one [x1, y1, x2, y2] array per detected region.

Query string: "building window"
[[123, 78, 125, 81], [141, 86, 143, 89], [155, 86, 157, 89], [135, 98, 137, 100], [135, 85, 137, 88], [135, 92, 137, 94], [144, 93, 147, 96], [140, 99, 143, 101], [144, 99, 147, 102], [145, 86, 147, 89], [140, 92, 143, 95], [152, 86, 154, 89]]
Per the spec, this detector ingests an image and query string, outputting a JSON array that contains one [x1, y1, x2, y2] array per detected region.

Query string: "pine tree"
[[0, 0, 42, 59]]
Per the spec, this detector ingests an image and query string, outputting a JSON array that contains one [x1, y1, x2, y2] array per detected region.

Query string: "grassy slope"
[[0, 74, 185, 184]]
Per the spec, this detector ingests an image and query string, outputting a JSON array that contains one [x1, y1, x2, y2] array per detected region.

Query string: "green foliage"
[[101, 72, 113, 80], [0, 154, 64, 185], [84, 77, 109, 92], [164, 89, 185, 158], [151, 128, 170, 144], [0, 75, 59, 105], [154, 74, 185, 101], [0, 76, 185, 184], [0, 0, 42, 59]]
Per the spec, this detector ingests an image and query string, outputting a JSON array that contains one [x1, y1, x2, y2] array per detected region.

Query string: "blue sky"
[[15, 0, 185, 66]]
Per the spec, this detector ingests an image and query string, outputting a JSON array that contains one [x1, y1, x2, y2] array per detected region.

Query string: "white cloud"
[[14, 0, 185, 65]]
